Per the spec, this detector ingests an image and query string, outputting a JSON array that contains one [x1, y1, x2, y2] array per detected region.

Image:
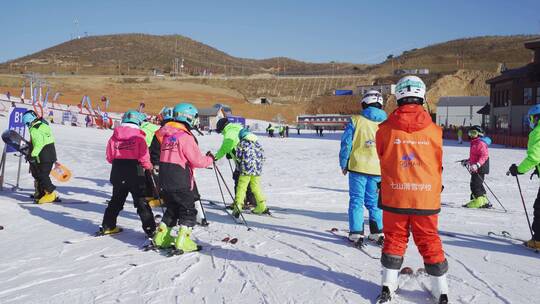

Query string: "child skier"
[[22, 110, 58, 204], [101, 110, 156, 237], [214, 118, 257, 208], [508, 104, 540, 249], [461, 125, 491, 208], [232, 127, 267, 217], [152, 103, 213, 252], [375, 76, 448, 303], [339, 90, 387, 244]]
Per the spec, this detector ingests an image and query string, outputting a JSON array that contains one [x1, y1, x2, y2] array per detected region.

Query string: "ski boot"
[[368, 233, 384, 246], [524, 239, 540, 249], [148, 198, 162, 208], [174, 226, 202, 253], [232, 202, 243, 218], [37, 191, 58, 204], [252, 201, 268, 215], [430, 274, 449, 304], [463, 194, 489, 208], [348, 231, 363, 242], [377, 267, 399, 303], [153, 222, 174, 248], [96, 226, 123, 236]]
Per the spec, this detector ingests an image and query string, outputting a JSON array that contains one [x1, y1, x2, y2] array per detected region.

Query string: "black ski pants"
[[161, 190, 197, 227], [102, 182, 156, 237], [470, 173, 486, 198], [30, 162, 56, 194], [533, 187, 540, 241], [233, 169, 256, 206]]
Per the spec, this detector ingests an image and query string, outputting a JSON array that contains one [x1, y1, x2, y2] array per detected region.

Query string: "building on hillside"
[[436, 96, 489, 128], [297, 114, 351, 130], [487, 38, 540, 135], [394, 69, 430, 75], [199, 107, 226, 130], [356, 84, 395, 96], [213, 103, 232, 115]]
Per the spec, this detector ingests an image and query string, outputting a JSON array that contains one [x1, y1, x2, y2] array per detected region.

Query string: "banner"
[[6, 107, 27, 153]]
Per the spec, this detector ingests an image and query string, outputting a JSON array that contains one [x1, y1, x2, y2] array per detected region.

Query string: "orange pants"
[[382, 210, 445, 265]]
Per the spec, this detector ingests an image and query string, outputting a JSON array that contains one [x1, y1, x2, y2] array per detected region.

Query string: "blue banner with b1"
[[6, 107, 27, 153]]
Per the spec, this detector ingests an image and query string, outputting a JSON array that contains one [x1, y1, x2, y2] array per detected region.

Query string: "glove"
[[531, 167, 539, 180], [467, 163, 480, 173], [508, 164, 521, 176], [225, 153, 232, 160], [341, 168, 347, 176], [152, 165, 159, 175], [460, 159, 469, 167], [26, 155, 37, 165], [206, 151, 215, 160]]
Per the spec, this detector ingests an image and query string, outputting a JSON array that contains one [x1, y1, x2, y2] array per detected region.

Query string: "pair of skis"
[[488, 230, 539, 253], [377, 267, 448, 304]]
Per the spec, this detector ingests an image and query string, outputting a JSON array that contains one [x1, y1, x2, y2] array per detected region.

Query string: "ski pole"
[[227, 158, 234, 175], [214, 162, 251, 230], [509, 173, 535, 241], [147, 170, 165, 214], [477, 174, 507, 213]]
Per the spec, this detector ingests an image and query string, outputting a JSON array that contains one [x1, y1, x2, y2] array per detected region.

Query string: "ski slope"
[[0, 119, 539, 304]]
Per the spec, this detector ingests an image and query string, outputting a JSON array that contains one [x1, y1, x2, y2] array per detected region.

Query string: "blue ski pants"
[[348, 172, 382, 234]]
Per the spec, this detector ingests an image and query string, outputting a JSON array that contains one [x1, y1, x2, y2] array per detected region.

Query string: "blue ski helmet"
[[22, 110, 38, 126], [172, 103, 199, 128], [121, 110, 145, 126], [160, 107, 173, 121], [528, 104, 540, 129]]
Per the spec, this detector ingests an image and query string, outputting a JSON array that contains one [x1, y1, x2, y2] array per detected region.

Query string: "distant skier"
[[214, 117, 257, 208], [461, 125, 491, 208], [22, 110, 58, 204], [100, 110, 156, 237], [339, 90, 387, 244], [457, 127, 463, 144], [266, 123, 275, 137], [231, 127, 268, 217], [508, 104, 540, 250], [375, 76, 448, 303], [152, 103, 213, 252]]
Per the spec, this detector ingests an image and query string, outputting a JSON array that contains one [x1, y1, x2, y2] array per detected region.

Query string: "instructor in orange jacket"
[[374, 75, 448, 304]]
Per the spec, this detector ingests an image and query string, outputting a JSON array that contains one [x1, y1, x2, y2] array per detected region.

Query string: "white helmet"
[[395, 75, 426, 103], [361, 90, 384, 106]]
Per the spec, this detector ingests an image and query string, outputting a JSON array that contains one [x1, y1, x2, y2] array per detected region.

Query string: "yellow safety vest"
[[348, 115, 382, 175]]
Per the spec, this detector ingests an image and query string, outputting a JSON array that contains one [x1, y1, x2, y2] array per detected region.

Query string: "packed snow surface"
[[0, 119, 539, 304]]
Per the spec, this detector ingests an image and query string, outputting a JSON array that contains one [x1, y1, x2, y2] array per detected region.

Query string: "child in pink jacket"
[[152, 103, 213, 253], [461, 125, 491, 208], [100, 110, 156, 237]]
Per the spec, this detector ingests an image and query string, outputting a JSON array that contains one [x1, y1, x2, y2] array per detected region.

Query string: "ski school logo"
[[115, 140, 135, 151], [162, 136, 178, 151], [400, 152, 420, 168], [394, 138, 401, 145]]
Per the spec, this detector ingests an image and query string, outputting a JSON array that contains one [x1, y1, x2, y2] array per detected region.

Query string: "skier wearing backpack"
[[508, 104, 540, 250], [231, 127, 267, 217], [22, 110, 58, 204], [339, 90, 387, 245], [375, 76, 448, 304], [152, 103, 213, 252], [101, 110, 156, 237], [461, 125, 491, 208]]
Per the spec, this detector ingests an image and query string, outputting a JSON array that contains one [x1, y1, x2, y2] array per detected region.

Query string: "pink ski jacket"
[[158, 122, 213, 191], [468, 137, 489, 166], [106, 124, 152, 170]]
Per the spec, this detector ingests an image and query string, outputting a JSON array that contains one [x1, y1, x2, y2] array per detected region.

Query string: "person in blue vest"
[[339, 90, 387, 245]]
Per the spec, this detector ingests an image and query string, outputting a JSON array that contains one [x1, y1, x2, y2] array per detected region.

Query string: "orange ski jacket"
[[376, 105, 443, 215]]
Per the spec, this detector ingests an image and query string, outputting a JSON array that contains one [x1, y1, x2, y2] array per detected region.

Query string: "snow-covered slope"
[[0, 120, 539, 304]]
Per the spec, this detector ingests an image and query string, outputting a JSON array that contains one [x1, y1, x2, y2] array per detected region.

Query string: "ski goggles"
[[468, 130, 481, 137]]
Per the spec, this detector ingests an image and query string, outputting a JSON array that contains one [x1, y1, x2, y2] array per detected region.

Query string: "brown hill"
[[369, 35, 539, 75], [0, 34, 364, 76]]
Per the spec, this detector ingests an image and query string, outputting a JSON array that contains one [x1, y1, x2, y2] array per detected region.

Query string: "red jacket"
[[376, 105, 443, 215]]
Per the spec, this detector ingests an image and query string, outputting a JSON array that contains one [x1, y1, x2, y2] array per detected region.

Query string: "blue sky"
[[1, 0, 539, 64]]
